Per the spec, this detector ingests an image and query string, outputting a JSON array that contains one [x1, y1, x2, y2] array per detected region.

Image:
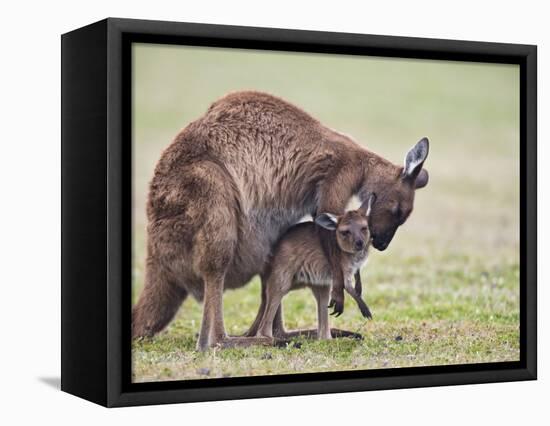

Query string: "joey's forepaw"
[[357, 300, 373, 319], [363, 305, 373, 320], [328, 297, 344, 317]]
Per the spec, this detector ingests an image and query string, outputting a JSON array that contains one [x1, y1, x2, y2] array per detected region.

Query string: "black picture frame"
[[61, 17, 537, 407]]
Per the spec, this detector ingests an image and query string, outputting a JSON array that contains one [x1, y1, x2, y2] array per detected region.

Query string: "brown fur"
[[255, 207, 374, 340], [132, 91, 429, 350]]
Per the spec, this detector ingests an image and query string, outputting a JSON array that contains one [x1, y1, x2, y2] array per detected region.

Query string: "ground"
[[131, 44, 520, 382]]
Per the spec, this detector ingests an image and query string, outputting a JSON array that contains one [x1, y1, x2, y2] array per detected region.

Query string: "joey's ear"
[[403, 137, 429, 184], [315, 213, 339, 231], [359, 193, 377, 217]]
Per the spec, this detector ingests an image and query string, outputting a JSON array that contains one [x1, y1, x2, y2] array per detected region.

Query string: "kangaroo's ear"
[[415, 169, 429, 189], [359, 193, 377, 217], [315, 213, 339, 231], [403, 137, 429, 187]]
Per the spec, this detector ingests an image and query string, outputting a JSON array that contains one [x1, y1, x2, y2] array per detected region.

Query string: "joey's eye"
[[361, 227, 368, 233], [340, 230, 350, 237]]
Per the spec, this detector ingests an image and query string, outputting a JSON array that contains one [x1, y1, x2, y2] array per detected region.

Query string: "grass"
[[131, 43, 520, 382], [132, 257, 519, 382]]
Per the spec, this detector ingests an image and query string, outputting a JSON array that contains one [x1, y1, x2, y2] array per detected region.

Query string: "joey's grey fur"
[[255, 197, 376, 340]]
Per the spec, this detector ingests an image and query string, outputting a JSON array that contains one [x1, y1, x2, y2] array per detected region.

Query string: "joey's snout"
[[354, 239, 365, 251]]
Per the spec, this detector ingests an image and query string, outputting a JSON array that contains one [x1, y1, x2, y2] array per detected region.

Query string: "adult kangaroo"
[[132, 91, 429, 350]]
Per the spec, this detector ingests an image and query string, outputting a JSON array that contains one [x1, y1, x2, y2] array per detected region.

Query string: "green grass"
[[132, 258, 519, 382], [131, 43, 520, 382]]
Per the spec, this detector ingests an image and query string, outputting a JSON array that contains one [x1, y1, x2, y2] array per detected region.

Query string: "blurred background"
[[132, 43, 519, 382]]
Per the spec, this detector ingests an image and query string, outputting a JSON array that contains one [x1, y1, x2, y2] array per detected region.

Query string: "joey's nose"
[[355, 240, 364, 251]]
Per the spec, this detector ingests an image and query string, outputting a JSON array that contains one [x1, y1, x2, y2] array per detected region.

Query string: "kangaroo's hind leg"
[[271, 294, 363, 340], [256, 272, 293, 339], [311, 286, 332, 340], [243, 274, 268, 337]]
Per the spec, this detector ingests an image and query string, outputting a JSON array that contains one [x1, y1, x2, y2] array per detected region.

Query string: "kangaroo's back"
[[159, 92, 355, 211]]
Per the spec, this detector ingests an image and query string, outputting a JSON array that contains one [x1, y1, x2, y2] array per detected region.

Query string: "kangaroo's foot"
[[330, 328, 363, 340], [273, 328, 363, 340], [198, 335, 292, 351]]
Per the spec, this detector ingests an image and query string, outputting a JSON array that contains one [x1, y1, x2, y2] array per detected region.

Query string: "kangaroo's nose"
[[355, 240, 364, 250]]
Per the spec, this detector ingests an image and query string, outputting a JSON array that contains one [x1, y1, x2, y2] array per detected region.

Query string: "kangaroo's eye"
[[361, 227, 368, 233], [397, 208, 409, 224], [391, 203, 399, 215], [340, 230, 350, 237]]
